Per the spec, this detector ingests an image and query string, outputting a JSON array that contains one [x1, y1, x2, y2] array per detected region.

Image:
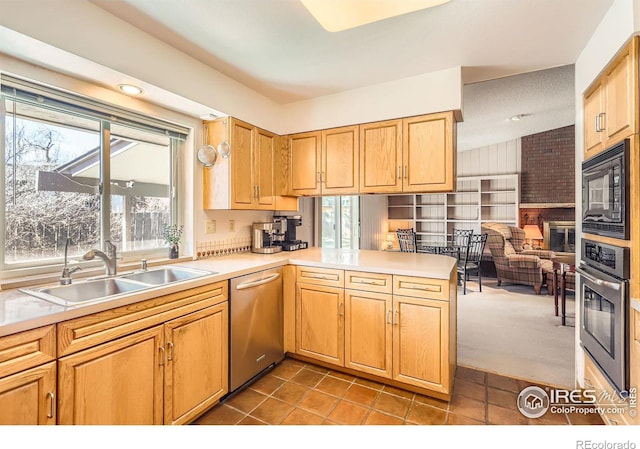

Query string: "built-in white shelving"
[[388, 174, 520, 246]]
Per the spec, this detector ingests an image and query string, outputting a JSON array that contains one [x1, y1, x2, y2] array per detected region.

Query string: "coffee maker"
[[251, 221, 284, 254], [273, 215, 308, 251]]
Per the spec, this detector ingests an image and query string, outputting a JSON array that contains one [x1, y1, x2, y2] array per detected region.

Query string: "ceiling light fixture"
[[510, 114, 524, 121], [117, 84, 143, 96], [300, 0, 451, 32]]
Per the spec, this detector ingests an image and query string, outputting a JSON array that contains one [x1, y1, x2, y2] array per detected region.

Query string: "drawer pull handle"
[[393, 310, 399, 326], [305, 273, 337, 280], [355, 279, 380, 285], [386, 310, 391, 324], [404, 283, 440, 292], [46, 392, 55, 419], [608, 418, 619, 425]]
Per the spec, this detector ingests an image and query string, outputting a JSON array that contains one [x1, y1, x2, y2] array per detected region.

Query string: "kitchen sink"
[[119, 266, 214, 285], [20, 278, 149, 306], [19, 266, 217, 306]]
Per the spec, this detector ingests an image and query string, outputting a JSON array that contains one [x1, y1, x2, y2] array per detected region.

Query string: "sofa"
[[481, 222, 556, 295]]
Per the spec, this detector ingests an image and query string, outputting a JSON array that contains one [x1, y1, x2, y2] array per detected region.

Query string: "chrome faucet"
[[82, 240, 117, 276], [60, 238, 82, 285]]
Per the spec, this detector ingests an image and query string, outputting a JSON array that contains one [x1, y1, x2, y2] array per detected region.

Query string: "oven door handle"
[[576, 267, 621, 291]]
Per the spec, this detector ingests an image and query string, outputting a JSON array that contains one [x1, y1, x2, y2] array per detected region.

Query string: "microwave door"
[[583, 170, 611, 222]]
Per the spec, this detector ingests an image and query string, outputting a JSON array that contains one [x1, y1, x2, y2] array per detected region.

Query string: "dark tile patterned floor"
[[194, 358, 604, 425]]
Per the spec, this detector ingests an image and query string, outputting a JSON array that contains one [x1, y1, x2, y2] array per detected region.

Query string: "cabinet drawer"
[[58, 281, 228, 357], [393, 275, 449, 301], [296, 266, 344, 287], [0, 325, 56, 378], [345, 271, 392, 294]]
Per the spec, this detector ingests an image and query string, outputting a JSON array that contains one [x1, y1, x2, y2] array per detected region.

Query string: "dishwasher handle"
[[235, 273, 281, 290]]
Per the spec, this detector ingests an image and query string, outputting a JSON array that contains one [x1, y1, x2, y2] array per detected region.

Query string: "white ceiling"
[[0, 0, 614, 150], [91, 0, 612, 103]]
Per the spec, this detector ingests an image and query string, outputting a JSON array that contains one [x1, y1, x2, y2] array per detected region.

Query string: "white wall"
[[573, 0, 638, 388], [281, 67, 463, 134], [457, 139, 521, 177]]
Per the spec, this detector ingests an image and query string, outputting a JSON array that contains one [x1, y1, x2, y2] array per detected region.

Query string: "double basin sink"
[[20, 266, 217, 307]]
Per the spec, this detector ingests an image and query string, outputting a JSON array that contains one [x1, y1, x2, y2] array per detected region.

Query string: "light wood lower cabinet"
[[0, 325, 57, 425], [58, 325, 164, 425], [344, 289, 392, 378], [392, 295, 449, 392], [57, 282, 229, 425], [164, 303, 228, 425], [0, 361, 56, 425], [295, 282, 344, 366], [293, 266, 456, 398]]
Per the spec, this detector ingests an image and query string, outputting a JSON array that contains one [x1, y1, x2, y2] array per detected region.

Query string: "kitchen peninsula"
[[0, 248, 457, 425]]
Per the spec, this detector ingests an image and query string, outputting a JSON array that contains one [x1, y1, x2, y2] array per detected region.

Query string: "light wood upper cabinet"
[[360, 119, 403, 193], [403, 112, 456, 193], [322, 126, 359, 194], [0, 361, 56, 425], [289, 131, 322, 195], [584, 36, 638, 160], [164, 303, 228, 425], [360, 112, 456, 194], [203, 118, 298, 211]]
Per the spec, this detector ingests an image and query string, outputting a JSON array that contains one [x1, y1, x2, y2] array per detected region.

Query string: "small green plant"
[[162, 223, 184, 246]]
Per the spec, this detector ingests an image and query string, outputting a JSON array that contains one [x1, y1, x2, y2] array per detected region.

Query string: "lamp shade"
[[523, 224, 543, 241]]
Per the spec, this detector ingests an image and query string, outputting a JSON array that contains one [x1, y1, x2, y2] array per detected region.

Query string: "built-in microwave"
[[582, 139, 629, 240]]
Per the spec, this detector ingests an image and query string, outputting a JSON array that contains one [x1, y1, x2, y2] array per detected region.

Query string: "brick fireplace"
[[519, 125, 576, 252]]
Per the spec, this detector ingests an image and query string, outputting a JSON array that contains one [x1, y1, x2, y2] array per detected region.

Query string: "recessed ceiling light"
[[200, 113, 218, 120], [510, 114, 524, 121], [300, 0, 451, 32], [117, 84, 143, 95]]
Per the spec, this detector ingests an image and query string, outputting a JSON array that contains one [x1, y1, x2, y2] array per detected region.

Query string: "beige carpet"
[[457, 278, 575, 388]]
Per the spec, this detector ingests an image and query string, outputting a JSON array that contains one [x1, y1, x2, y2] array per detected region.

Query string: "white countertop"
[[0, 248, 456, 337], [632, 298, 640, 313]]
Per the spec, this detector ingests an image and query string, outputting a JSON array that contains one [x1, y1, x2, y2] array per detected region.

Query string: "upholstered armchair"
[[481, 222, 556, 294]]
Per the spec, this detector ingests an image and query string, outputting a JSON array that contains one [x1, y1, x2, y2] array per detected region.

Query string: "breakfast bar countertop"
[[0, 247, 456, 337]]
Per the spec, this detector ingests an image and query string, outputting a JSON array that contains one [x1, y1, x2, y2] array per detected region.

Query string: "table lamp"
[[523, 224, 543, 249]]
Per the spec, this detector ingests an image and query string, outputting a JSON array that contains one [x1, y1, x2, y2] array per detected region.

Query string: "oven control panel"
[[581, 239, 630, 280]]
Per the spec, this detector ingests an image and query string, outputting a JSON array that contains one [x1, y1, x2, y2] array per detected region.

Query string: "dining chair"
[[450, 229, 473, 260], [396, 228, 417, 253], [457, 233, 488, 295]]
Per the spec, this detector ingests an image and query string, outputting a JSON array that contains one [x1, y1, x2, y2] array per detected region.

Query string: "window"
[[1, 76, 187, 273], [318, 196, 359, 249]]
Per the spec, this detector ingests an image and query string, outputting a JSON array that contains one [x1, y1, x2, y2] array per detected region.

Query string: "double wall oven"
[[579, 138, 632, 395], [578, 239, 630, 394]]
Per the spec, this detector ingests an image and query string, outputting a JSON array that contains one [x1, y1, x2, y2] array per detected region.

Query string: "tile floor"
[[194, 358, 604, 425]]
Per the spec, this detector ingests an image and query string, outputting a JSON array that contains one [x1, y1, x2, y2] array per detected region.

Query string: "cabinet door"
[[230, 118, 255, 209], [296, 283, 344, 366], [360, 119, 402, 193], [58, 326, 164, 425], [403, 112, 455, 193], [344, 290, 392, 379], [164, 302, 228, 425], [0, 362, 56, 425], [290, 132, 321, 195], [584, 83, 604, 159], [604, 40, 637, 147], [322, 125, 359, 194], [255, 127, 276, 209], [392, 295, 450, 393]]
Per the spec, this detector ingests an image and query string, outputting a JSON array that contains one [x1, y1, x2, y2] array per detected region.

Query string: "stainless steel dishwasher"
[[229, 267, 284, 393]]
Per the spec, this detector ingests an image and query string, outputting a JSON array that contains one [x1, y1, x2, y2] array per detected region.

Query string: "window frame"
[[0, 76, 186, 277]]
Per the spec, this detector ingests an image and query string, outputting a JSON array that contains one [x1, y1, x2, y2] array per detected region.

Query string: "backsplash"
[[196, 237, 252, 259]]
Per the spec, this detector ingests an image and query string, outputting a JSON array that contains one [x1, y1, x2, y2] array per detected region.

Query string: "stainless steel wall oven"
[[578, 239, 630, 394]]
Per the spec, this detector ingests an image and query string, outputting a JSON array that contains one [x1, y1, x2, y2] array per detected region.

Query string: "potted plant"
[[162, 223, 184, 259]]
